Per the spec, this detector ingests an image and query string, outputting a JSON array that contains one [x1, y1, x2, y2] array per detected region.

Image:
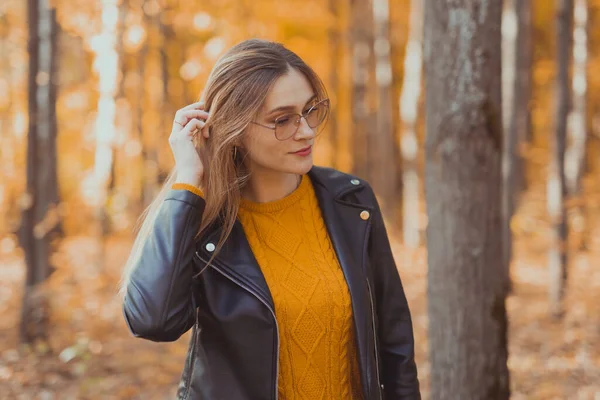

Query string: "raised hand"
[[169, 101, 210, 186]]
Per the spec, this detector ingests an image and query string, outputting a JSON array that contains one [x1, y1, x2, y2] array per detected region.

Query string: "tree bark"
[[548, 0, 573, 318], [515, 0, 533, 190], [20, 0, 59, 345], [399, 0, 423, 248], [138, 2, 159, 207], [157, 6, 171, 152], [350, 0, 374, 179], [102, 0, 128, 238], [502, 0, 534, 292], [328, 0, 341, 169], [91, 0, 120, 272], [565, 0, 588, 195], [566, 0, 589, 251], [501, 0, 517, 293], [370, 0, 396, 217], [0, 18, 16, 226], [424, 0, 510, 398]]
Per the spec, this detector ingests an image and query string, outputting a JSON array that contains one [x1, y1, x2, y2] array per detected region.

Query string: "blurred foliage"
[[1, 0, 600, 398]]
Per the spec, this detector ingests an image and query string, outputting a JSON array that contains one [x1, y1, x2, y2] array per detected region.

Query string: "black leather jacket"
[[122, 166, 420, 400]]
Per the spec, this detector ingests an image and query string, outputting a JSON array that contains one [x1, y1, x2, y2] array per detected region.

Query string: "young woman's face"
[[241, 68, 321, 177]]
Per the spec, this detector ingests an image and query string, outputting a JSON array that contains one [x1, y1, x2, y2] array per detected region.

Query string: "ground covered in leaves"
[[1, 182, 599, 399]]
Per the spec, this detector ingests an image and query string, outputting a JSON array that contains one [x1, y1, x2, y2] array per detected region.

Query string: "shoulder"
[[309, 166, 376, 199]]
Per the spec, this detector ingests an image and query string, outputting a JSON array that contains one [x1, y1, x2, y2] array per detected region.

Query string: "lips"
[[291, 146, 312, 156]]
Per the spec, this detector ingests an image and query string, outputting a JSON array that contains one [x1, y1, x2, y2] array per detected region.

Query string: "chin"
[[293, 158, 314, 175], [261, 156, 313, 176]]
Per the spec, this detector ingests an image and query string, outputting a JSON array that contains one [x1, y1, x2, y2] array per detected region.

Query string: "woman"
[[121, 38, 420, 400]]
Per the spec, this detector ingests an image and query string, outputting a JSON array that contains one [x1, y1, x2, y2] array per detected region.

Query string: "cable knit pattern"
[[237, 175, 363, 400]]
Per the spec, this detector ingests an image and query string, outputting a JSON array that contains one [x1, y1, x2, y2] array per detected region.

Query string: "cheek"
[[242, 131, 285, 166]]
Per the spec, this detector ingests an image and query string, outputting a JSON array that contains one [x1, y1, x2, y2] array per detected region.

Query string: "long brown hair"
[[119, 39, 328, 294]]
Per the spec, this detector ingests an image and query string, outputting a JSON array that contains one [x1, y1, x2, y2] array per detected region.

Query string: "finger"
[[173, 110, 210, 132], [171, 117, 203, 137], [171, 119, 185, 132], [201, 124, 210, 139], [180, 100, 205, 112], [176, 109, 209, 125], [181, 118, 205, 137]]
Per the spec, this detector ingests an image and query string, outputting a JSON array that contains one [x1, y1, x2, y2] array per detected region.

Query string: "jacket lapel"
[[309, 167, 375, 395], [196, 167, 374, 329], [198, 221, 274, 307], [309, 168, 374, 277]]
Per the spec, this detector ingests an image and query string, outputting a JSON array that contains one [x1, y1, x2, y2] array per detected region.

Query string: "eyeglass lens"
[[275, 100, 329, 140]]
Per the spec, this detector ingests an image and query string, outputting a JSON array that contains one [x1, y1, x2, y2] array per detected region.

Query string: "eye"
[[274, 116, 291, 126], [306, 101, 322, 112]]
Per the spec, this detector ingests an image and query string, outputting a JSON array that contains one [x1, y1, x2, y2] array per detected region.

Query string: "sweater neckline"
[[239, 175, 310, 213]]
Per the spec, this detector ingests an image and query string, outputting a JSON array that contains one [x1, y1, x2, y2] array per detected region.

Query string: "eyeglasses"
[[251, 98, 330, 141]]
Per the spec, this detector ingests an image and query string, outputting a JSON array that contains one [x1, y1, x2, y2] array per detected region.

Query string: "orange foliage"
[[1, 0, 600, 398]]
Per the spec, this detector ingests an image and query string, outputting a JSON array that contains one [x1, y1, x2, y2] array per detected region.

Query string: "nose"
[[293, 116, 315, 140]]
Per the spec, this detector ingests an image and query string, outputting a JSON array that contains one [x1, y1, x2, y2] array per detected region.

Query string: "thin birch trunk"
[[502, 0, 518, 292], [20, 0, 59, 344], [91, 0, 120, 271], [138, 3, 159, 208], [548, 0, 573, 318], [399, 0, 423, 248], [328, 0, 341, 169], [515, 0, 533, 192], [350, 0, 374, 179], [565, 0, 588, 195], [370, 0, 396, 218]]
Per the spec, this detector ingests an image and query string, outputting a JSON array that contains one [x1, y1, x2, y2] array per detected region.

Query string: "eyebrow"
[[265, 94, 317, 117]]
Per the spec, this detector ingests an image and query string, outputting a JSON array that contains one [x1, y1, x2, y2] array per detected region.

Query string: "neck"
[[241, 169, 301, 203]]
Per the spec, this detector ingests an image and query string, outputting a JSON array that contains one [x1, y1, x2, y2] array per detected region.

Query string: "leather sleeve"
[[364, 184, 421, 399], [122, 189, 205, 342]]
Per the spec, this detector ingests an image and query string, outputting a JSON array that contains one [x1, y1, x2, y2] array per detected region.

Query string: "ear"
[[233, 136, 246, 151]]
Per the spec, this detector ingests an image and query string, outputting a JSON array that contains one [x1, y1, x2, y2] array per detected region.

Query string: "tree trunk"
[[424, 0, 510, 398], [327, 0, 340, 169], [116, 0, 128, 100], [137, 3, 159, 207], [369, 0, 396, 217], [0, 21, 15, 226], [91, 0, 120, 271], [102, 0, 128, 238], [503, 0, 534, 292], [548, 0, 573, 318], [565, 0, 589, 251], [565, 0, 588, 195], [501, 0, 518, 293], [157, 6, 172, 185], [350, 0, 374, 179], [20, 0, 59, 345], [399, 0, 423, 248], [515, 0, 533, 189]]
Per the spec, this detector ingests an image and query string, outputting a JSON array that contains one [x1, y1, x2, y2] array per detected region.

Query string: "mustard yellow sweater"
[[173, 176, 363, 399]]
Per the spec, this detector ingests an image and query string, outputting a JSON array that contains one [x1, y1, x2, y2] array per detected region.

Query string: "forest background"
[[1, 0, 600, 398]]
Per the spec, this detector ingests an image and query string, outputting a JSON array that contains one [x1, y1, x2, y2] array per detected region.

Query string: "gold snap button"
[[360, 210, 370, 220]]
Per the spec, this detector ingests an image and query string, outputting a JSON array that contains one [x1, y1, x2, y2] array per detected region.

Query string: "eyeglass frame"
[[250, 98, 330, 141]]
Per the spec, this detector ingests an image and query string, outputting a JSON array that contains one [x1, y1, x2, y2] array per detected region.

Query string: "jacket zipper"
[[183, 323, 200, 400], [366, 278, 383, 400], [200, 253, 280, 400]]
